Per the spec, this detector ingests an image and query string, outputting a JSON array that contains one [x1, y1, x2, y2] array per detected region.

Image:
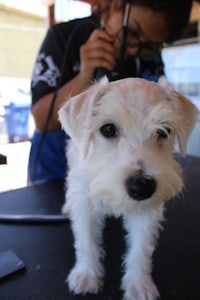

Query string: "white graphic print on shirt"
[[32, 53, 61, 87]]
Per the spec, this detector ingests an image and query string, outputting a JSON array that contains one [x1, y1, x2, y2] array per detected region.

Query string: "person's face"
[[104, 4, 170, 60]]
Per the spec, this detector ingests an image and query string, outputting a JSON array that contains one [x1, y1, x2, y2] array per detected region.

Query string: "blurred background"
[[0, 0, 200, 192]]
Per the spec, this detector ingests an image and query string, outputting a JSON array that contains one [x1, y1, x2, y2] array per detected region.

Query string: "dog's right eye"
[[100, 123, 118, 138]]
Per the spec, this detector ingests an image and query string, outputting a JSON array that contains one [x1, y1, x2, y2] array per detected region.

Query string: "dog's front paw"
[[67, 266, 103, 295], [122, 274, 159, 300]]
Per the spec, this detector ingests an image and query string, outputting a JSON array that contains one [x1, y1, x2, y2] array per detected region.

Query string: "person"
[[28, 0, 193, 184]]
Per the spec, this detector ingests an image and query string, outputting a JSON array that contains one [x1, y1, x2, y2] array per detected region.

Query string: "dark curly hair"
[[121, 0, 193, 42]]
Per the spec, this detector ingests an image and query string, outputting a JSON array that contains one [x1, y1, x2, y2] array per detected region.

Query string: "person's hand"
[[79, 28, 116, 81]]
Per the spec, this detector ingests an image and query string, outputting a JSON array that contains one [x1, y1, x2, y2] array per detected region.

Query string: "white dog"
[[58, 77, 198, 300]]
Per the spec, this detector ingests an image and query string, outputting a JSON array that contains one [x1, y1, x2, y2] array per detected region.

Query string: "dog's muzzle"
[[125, 175, 156, 201]]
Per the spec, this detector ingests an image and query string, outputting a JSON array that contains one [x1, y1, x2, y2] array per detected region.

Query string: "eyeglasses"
[[119, 3, 162, 61], [117, 28, 162, 60]]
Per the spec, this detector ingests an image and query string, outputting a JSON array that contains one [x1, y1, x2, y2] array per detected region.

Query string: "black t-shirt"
[[31, 14, 100, 104], [31, 14, 164, 104]]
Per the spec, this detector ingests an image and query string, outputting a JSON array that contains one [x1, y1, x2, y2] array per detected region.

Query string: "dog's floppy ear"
[[158, 77, 198, 155], [58, 76, 109, 157], [173, 92, 198, 155]]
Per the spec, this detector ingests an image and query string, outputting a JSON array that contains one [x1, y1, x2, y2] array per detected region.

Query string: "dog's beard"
[[87, 152, 183, 216]]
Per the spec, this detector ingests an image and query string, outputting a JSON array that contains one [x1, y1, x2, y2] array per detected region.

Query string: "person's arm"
[[32, 28, 116, 133]]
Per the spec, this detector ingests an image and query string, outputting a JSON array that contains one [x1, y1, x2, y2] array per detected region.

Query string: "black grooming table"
[[0, 154, 200, 300], [0, 153, 7, 165]]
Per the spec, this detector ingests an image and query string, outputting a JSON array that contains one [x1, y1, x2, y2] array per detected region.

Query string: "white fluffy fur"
[[58, 77, 198, 300]]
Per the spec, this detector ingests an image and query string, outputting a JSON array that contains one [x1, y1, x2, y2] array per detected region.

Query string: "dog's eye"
[[100, 123, 118, 138], [157, 127, 171, 139]]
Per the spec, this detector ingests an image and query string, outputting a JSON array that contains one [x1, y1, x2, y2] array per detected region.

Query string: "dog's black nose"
[[125, 175, 156, 201]]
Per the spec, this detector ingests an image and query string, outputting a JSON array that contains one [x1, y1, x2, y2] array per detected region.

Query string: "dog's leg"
[[66, 193, 105, 295], [122, 205, 164, 300]]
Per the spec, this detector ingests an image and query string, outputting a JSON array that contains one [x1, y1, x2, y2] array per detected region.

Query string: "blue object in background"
[[5, 103, 30, 143]]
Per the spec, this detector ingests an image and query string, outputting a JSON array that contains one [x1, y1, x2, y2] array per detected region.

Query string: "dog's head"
[[59, 77, 197, 157], [59, 77, 198, 211]]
